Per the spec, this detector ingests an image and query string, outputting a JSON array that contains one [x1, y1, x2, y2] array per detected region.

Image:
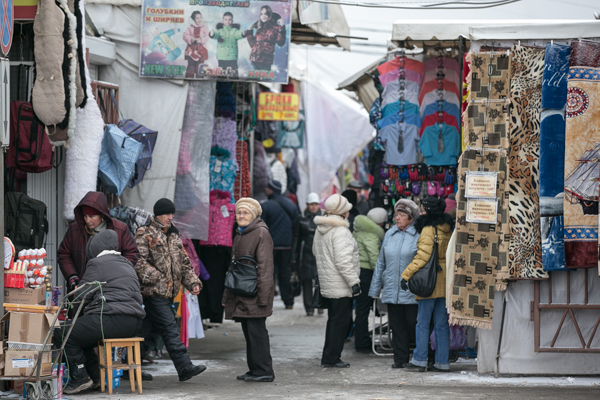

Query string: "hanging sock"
[[437, 126, 444, 153]]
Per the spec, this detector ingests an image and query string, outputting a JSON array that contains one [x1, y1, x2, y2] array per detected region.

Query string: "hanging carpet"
[[563, 39, 600, 269], [507, 45, 547, 280]]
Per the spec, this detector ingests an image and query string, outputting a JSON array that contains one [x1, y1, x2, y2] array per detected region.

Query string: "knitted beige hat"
[[394, 199, 419, 221], [324, 194, 352, 216], [235, 198, 262, 220]]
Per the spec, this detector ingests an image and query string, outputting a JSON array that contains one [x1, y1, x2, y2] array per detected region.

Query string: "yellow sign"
[[258, 93, 299, 121], [466, 199, 498, 224], [465, 172, 497, 199]]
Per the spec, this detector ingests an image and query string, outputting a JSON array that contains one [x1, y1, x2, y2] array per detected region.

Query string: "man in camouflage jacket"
[[134, 198, 206, 382]]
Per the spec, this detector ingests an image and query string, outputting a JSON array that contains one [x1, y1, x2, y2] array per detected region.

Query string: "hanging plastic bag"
[[98, 124, 143, 195], [186, 292, 204, 339]]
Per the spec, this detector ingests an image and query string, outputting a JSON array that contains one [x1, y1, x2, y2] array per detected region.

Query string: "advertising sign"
[[140, 0, 291, 83], [257, 92, 298, 120]]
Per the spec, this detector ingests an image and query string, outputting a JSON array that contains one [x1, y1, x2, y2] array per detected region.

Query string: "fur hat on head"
[[324, 194, 352, 216], [394, 199, 419, 221], [341, 189, 358, 206], [235, 198, 262, 220], [367, 207, 387, 225], [422, 197, 446, 215]]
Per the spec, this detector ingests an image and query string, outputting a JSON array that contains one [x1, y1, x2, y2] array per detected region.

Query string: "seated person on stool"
[[55, 230, 146, 394]]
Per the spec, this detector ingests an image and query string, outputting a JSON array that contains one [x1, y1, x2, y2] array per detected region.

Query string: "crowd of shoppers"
[[56, 182, 456, 392]]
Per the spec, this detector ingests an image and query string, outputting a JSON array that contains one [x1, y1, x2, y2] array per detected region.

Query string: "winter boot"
[[64, 364, 93, 394]]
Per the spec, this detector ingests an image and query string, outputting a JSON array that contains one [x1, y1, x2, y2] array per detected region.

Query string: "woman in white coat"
[[312, 194, 361, 368]]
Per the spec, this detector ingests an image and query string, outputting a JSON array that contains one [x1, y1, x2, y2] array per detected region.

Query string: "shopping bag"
[[98, 124, 143, 196], [117, 119, 158, 188], [430, 324, 466, 351]]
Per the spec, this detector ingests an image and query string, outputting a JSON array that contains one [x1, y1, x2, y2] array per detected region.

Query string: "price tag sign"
[[465, 171, 497, 199], [466, 198, 498, 224]]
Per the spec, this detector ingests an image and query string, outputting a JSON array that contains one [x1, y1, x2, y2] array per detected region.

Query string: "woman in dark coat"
[[291, 192, 323, 316], [58, 191, 139, 291], [223, 197, 275, 382], [245, 5, 286, 71]]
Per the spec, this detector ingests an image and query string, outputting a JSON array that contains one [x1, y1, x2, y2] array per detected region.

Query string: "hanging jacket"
[[199, 190, 235, 247], [58, 191, 139, 282], [368, 225, 419, 305], [212, 23, 244, 60], [312, 214, 360, 299], [210, 153, 237, 203], [353, 215, 385, 271], [223, 218, 274, 319], [401, 213, 453, 300], [291, 208, 322, 280], [134, 217, 201, 300], [246, 18, 286, 65]]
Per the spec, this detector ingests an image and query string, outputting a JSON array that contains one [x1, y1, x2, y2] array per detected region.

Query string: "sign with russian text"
[[140, 0, 291, 83], [466, 198, 498, 224], [465, 171, 497, 199], [257, 92, 299, 120]]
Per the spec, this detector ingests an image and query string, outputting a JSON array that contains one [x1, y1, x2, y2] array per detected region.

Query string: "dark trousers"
[[140, 297, 191, 375], [240, 318, 274, 377], [274, 249, 293, 306], [322, 297, 353, 365], [218, 60, 239, 78], [354, 268, 374, 349], [54, 314, 141, 380], [302, 279, 314, 313], [252, 61, 272, 71], [195, 244, 230, 323], [387, 303, 418, 365]]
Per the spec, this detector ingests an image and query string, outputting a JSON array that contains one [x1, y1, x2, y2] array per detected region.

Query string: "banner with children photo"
[[140, 0, 292, 83]]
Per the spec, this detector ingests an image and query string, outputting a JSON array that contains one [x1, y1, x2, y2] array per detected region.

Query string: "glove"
[[351, 284, 361, 297], [400, 279, 408, 291], [68, 275, 80, 291]]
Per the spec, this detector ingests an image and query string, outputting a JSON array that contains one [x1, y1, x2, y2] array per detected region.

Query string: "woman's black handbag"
[[312, 277, 328, 309], [408, 227, 441, 298], [224, 255, 258, 297]]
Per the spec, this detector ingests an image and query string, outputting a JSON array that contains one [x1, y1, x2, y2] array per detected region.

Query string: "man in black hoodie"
[[261, 179, 299, 309], [56, 230, 146, 394]]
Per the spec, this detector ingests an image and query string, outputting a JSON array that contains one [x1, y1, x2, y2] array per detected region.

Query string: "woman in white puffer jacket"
[[312, 194, 361, 368]]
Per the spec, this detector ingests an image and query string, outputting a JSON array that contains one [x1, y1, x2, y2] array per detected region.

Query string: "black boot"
[[64, 365, 93, 394], [178, 363, 207, 382]]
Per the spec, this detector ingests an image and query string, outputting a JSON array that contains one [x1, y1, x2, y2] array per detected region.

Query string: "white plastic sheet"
[[478, 270, 600, 375]]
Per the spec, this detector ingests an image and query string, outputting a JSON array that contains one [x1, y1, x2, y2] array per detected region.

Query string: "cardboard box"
[[4, 287, 46, 305], [3, 312, 55, 344], [4, 350, 51, 377]]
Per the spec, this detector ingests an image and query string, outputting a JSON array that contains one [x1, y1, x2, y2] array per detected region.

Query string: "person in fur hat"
[[209, 12, 246, 78], [401, 197, 453, 372], [312, 194, 361, 368]]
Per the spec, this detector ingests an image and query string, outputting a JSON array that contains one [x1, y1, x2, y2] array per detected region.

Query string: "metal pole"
[[494, 294, 507, 378], [250, 82, 256, 196]]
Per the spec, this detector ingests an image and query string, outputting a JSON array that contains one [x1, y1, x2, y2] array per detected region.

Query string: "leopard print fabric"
[[507, 45, 548, 279]]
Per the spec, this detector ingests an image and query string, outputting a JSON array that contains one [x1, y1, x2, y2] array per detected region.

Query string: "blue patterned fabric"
[[209, 155, 237, 203], [540, 43, 570, 271]]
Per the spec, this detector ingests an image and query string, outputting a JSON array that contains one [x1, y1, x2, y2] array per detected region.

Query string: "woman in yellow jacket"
[[401, 197, 453, 372]]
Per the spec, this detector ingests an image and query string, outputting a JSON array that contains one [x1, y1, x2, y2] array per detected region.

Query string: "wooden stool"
[[98, 337, 144, 394]]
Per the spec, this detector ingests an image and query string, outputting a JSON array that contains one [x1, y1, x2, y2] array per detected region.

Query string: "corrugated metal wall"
[[26, 149, 67, 293]]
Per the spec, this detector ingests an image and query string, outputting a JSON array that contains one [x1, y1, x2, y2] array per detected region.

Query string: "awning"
[[469, 20, 600, 41], [337, 57, 383, 112], [291, 0, 350, 50]]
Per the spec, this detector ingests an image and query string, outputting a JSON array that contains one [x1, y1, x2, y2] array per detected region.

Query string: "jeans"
[[140, 297, 192, 375], [54, 314, 142, 381], [354, 268, 374, 349], [412, 298, 449, 370]]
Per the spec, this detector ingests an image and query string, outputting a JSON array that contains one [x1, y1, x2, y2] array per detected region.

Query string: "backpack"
[[4, 192, 49, 257], [6, 101, 55, 173], [117, 119, 158, 188]]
